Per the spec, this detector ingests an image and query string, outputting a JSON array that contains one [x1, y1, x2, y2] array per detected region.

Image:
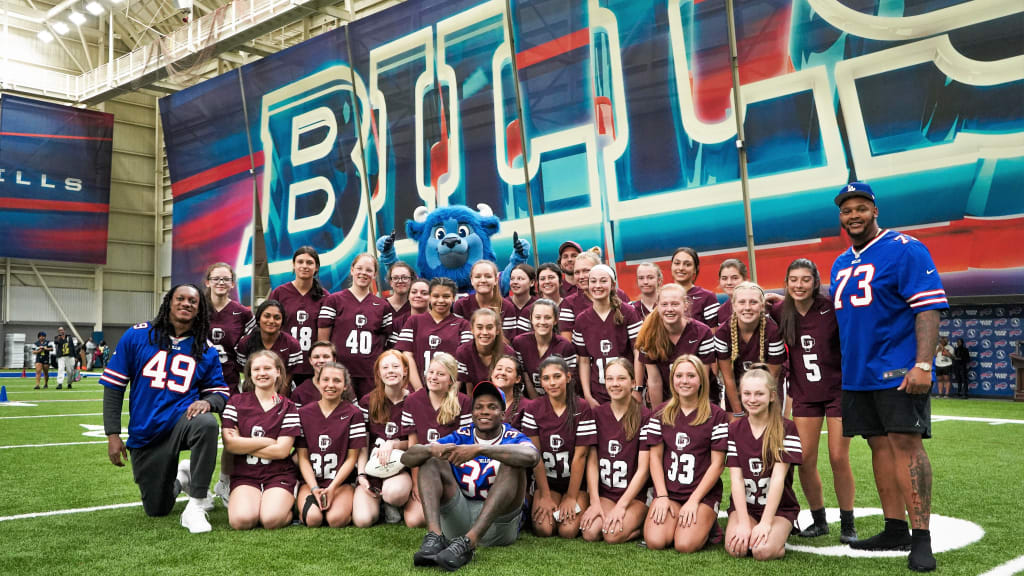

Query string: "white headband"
[[590, 264, 616, 282]]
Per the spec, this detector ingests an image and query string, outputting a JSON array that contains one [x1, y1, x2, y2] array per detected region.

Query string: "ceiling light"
[[52, 21, 70, 34], [174, 0, 193, 10], [69, 11, 86, 25], [109, 0, 123, 3], [37, 30, 54, 42], [85, 1, 104, 15]]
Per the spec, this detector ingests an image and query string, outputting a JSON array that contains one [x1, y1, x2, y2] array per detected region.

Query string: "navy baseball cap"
[[472, 381, 506, 411], [38, 331, 46, 337], [834, 181, 875, 206]]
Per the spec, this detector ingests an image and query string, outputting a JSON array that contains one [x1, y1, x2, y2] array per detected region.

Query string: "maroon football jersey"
[[520, 397, 597, 494], [388, 300, 412, 348], [291, 378, 320, 407], [318, 289, 393, 398], [234, 331, 304, 376], [630, 300, 654, 321], [645, 403, 729, 503], [222, 391, 301, 483], [713, 316, 787, 383], [268, 282, 323, 375], [726, 417, 802, 521], [504, 398, 526, 430], [452, 295, 517, 339], [561, 278, 577, 297], [394, 313, 472, 379], [769, 297, 842, 404], [208, 300, 253, 392], [686, 285, 720, 329], [512, 333, 578, 397], [592, 403, 651, 501], [295, 401, 367, 488], [503, 295, 537, 340], [399, 388, 473, 443], [717, 299, 733, 327], [558, 289, 633, 334], [572, 305, 642, 403], [456, 341, 516, 392], [639, 320, 716, 390], [358, 392, 408, 448]]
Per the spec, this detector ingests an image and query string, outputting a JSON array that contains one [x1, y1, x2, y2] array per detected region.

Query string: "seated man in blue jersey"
[[402, 381, 539, 571], [102, 284, 229, 533]]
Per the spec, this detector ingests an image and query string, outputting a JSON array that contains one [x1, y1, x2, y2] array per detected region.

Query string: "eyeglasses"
[[209, 277, 233, 284], [390, 276, 412, 282]]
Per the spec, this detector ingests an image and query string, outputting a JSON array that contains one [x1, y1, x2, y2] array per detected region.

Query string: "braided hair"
[[150, 284, 211, 364], [729, 282, 767, 364]]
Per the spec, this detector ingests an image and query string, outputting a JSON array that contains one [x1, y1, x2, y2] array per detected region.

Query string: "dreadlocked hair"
[[470, 308, 505, 374], [539, 355, 576, 432], [247, 299, 286, 356], [430, 352, 463, 426], [636, 284, 689, 363], [741, 367, 787, 467], [606, 358, 642, 441], [729, 282, 767, 365], [293, 246, 326, 301], [779, 258, 822, 348], [369, 350, 411, 425], [150, 284, 211, 364], [471, 260, 504, 313], [659, 355, 711, 427]]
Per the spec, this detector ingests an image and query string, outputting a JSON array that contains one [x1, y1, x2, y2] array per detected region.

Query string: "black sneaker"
[[435, 536, 474, 572], [840, 525, 859, 544], [413, 531, 448, 567], [909, 542, 936, 572], [849, 529, 911, 551], [56, 385, 63, 390], [798, 523, 829, 538]]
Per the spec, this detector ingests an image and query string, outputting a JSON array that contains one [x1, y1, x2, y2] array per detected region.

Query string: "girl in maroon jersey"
[[574, 265, 642, 406], [456, 308, 514, 394], [670, 247, 720, 328], [390, 279, 430, 349], [400, 352, 472, 528], [716, 259, 748, 327], [725, 367, 803, 560], [536, 263, 564, 307], [268, 246, 327, 385], [774, 258, 856, 541], [637, 283, 717, 407], [385, 262, 417, 332], [523, 356, 597, 539], [317, 253, 393, 399], [396, 277, 472, 390], [291, 341, 338, 407], [453, 259, 514, 322], [513, 299, 577, 399], [630, 262, 662, 321], [580, 359, 650, 543], [505, 264, 538, 340], [235, 299, 303, 385], [222, 351, 301, 530], [714, 282, 786, 418], [490, 354, 525, 429], [296, 362, 366, 528], [644, 355, 729, 553], [354, 350, 414, 527]]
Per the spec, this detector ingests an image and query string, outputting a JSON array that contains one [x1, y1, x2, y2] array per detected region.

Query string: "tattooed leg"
[[889, 432, 931, 530]]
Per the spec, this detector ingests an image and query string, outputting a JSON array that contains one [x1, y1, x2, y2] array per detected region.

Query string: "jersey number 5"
[[833, 264, 875, 309], [142, 351, 196, 393]]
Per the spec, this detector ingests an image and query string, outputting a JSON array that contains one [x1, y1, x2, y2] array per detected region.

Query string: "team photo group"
[[100, 181, 946, 572]]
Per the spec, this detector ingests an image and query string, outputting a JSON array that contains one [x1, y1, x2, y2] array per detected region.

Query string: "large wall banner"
[[0, 94, 114, 264], [162, 0, 1024, 301]]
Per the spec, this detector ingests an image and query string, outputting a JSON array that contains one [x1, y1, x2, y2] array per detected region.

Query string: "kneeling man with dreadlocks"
[[402, 381, 539, 571], [102, 284, 230, 533]]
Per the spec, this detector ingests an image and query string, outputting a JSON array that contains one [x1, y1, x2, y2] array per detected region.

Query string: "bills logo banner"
[[0, 95, 113, 263], [941, 305, 1021, 398]]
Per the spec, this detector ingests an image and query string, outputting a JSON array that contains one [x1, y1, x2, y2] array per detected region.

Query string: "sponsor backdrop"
[[941, 305, 1022, 399], [160, 0, 1024, 302], [0, 94, 114, 264]]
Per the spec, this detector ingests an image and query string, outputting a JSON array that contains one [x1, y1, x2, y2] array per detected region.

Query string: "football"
[[364, 448, 406, 479]]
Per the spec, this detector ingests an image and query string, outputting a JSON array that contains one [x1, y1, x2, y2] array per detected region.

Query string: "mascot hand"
[[509, 231, 531, 265], [376, 231, 398, 266]]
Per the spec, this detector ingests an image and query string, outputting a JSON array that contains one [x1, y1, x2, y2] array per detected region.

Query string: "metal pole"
[[236, 69, 265, 305], [502, 0, 540, 270], [725, 0, 757, 283], [30, 263, 83, 343]]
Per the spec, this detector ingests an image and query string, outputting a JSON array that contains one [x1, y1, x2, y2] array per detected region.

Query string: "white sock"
[[219, 473, 230, 484], [189, 496, 206, 507]]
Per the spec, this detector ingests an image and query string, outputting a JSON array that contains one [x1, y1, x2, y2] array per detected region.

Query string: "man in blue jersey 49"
[[830, 182, 946, 573], [402, 380, 539, 571], [101, 285, 230, 534]]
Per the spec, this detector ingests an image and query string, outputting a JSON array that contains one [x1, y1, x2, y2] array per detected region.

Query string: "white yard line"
[[0, 441, 108, 450], [0, 412, 124, 420], [979, 555, 1024, 576], [0, 498, 187, 522]]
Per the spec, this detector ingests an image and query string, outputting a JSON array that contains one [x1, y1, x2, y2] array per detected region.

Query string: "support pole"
[[30, 263, 83, 343], [725, 0, 758, 283]]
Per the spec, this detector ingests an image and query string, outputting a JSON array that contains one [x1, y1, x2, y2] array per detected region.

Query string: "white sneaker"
[[180, 500, 212, 534], [175, 459, 191, 497], [197, 492, 216, 512], [213, 479, 231, 506]]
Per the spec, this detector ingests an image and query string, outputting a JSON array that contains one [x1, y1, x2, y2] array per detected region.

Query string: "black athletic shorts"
[[935, 365, 952, 377], [841, 387, 930, 439]]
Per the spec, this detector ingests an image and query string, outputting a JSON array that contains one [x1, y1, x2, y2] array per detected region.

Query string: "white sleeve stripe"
[[103, 367, 129, 380], [907, 289, 946, 302], [100, 375, 127, 387], [910, 298, 948, 308]]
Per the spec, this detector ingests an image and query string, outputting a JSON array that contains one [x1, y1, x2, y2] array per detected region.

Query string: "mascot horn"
[[376, 203, 531, 294]]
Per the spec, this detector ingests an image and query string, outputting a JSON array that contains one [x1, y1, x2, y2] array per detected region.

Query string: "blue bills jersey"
[[830, 229, 948, 391], [101, 324, 229, 448], [435, 423, 535, 500]]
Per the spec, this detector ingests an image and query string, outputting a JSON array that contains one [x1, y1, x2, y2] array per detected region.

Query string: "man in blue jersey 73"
[[102, 284, 230, 533], [830, 182, 946, 572], [402, 380, 539, 571]]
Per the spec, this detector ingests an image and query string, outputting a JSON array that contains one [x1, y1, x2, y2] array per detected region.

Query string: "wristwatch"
[[914, 362, 933, 372]]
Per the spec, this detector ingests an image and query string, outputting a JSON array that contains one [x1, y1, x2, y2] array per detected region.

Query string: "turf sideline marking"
[[0, 440, 108, 450], [0, 498, 187, 523], [0, 412, 126, 420], [979, 555, 1024, 576]]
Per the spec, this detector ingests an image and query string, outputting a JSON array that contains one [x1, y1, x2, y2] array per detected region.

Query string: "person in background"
[[33, 331, 52, 390], [558, 241, 583, 296], [669, 248, 719, 329], [934, 337, 954, 398], [53, 326, 77, 390], [631, 262, 662, 321], [85, 337, 97, 371], [953, 339, 971, 399], [536, 263, 564, 308], [715, 259, 748, 326], [505, 264, 538, 340], [268, 246, 327, 386]]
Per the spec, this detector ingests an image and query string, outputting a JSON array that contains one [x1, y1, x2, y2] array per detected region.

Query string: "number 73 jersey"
[[830, 229, 947, 391]]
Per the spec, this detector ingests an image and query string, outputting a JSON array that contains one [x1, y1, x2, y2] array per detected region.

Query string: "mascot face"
[[429, 216, 483, 271], [407, 204, 500, 290]]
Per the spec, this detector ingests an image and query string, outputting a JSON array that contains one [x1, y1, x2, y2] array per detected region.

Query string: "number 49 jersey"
[[101, 324, 228, 449], [830, 229, 948, 391], [435, 423, 536, 501]]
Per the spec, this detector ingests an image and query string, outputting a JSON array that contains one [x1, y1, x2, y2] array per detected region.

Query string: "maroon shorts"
[[728, 502, 798, 525], [670, 485, 723, 513], [792, 394, 842, 418], [231, 471, 298, 494]]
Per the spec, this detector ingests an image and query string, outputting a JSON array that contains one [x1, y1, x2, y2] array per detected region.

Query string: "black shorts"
[[842, 388, 930, 439], [935, 365, 952, 377]]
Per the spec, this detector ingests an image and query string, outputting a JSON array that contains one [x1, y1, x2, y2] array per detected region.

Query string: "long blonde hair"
[[471, 260, 503, 313], [659, 355, 710, 427], [729, 281, 767, 363], [605, 358, 642, 441], [636, 283, 689, 363], [741, 367, 786, 466], [429, 352, 463, 426]]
